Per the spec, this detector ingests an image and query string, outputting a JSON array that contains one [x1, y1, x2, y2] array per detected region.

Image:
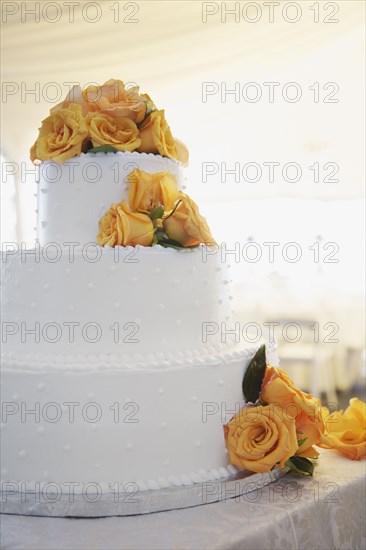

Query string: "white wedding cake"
[[1, 80, 276, 496]]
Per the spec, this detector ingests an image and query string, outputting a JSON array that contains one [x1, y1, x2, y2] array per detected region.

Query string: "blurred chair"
[[344, 346, 365, 388], [268, 318, 337, 405]]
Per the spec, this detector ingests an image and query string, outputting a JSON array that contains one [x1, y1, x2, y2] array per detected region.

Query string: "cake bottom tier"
[[1, 344, 277, 492]]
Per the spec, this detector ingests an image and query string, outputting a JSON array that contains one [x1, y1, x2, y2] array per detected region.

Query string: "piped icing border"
[[36, 150, 183, 182], [1, 463, 242, 495], [1, 341, 276, 373]]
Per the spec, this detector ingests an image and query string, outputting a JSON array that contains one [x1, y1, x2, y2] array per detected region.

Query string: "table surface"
[[1, 449, 365, 550]]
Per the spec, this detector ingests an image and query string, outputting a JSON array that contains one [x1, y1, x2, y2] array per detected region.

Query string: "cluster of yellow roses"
[[225, 349, 366, 475], [97, 168, 216, 248], [30, 80, 188, 165]]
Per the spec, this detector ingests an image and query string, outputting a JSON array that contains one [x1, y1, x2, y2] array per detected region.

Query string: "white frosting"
[[1, 246, 232, 356], [1, 344, 278, 491], [36, 152, 186, 246], [1, 150, 274, 494]]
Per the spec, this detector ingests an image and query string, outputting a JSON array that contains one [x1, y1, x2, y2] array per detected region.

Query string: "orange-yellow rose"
[[319, 398, 366, 460], [83, 80, 154, 123], [295, 411, 322, 459], [174, 138, 189, 165], [51, 85, 92, 115], [52, 81, 155, 123], [97, 200, 154, 247], [137, 110, 178, 160], [260, 366, 323, 425], [128, 169, 179, 213], [163, 192, 216, 246], [224, 404, 298, 473], [30, 103, 88, 164], [85, 112, 141, 152]]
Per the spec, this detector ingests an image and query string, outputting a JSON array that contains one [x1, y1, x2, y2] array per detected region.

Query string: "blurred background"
[[1, 0, 365, 403]]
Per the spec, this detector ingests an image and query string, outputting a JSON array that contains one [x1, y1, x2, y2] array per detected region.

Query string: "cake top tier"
[[37, 151, 186, 246], [31, 79, 215, 249], [30, 79, 188, 165]]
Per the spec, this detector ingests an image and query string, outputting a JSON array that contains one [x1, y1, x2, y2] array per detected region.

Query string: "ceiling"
[[1, 0, 365, 202]]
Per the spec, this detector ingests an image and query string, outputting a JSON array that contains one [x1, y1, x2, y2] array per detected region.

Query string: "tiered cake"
[[1, 81, 276, 495]]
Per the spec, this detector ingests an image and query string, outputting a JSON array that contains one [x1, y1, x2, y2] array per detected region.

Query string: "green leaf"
[[242, 344, 267, 403], [285, 456, 314, 477], [88, 145, 119, 154], [153, 229, 199, 250], [149, 205, 165, 220]]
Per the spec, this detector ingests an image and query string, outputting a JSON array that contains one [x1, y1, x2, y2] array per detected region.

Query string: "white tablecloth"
[[1, 450, 365, 550]]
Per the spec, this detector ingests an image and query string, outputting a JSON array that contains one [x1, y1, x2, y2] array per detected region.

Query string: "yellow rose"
[[83, 80, 154, 124], [137, 110, 178, 160], [97, 200, 154, 247], [128, 169, 179, 213], [319, 398, 366, 460], [163, 193, 216, 246], [30, 103, 88, 164], [260, 366, 323, 425], [224, 404, 298, 473], [85, 112, 141, 152]]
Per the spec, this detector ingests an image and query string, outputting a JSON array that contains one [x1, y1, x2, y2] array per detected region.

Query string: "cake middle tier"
[[1, 245, 233, 358]]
